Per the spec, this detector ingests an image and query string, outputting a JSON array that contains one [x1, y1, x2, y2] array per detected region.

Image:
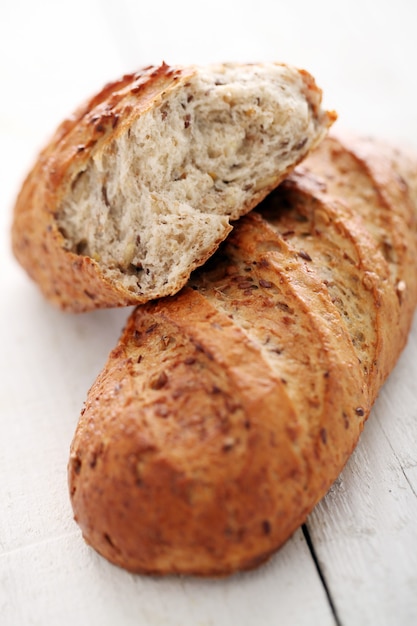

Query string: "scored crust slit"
[[68, 133, 417, 577], [11, 62, 335, 311]]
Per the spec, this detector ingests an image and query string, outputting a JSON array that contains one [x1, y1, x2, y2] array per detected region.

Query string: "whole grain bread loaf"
[[68, 133, 417, 576], [11, 62, 334, 312]]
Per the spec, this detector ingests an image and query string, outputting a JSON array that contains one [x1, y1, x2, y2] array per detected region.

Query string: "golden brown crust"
[[301, 132, 417, 388], [68, 134, 417, 576], [11, 62, 334, 312]]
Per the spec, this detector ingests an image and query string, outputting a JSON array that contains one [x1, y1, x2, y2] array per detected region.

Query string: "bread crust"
[[68, 133, 417, 576], [11, 62, 334, 311]]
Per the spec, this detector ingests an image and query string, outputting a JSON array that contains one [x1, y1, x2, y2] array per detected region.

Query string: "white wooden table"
[[1, 1, 417, 624]]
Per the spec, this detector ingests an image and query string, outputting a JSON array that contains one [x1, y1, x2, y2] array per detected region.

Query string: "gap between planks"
[[302, 523, 343, 626]]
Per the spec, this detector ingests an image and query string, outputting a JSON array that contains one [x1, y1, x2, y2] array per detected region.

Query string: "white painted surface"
[[1, 1, 417, 624], [308, 324, 417, 625]]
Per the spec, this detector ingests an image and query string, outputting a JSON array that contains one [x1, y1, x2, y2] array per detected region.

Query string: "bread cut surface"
[[68, 133, 417, 576], [11, 62, 334, 311]]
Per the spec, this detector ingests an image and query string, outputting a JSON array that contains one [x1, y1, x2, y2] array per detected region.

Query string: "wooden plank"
[[306, 319, 417, 626], [0, 528, 336, 626], [374, 327, 417, 497]]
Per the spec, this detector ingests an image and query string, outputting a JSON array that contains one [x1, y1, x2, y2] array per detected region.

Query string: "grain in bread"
[[68, 133, 417, 576], [11, 62, 334, 311]]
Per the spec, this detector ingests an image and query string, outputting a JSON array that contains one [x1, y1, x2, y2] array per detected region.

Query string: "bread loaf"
[[11, 62, 334, 312], [68, 133, 417, 576]]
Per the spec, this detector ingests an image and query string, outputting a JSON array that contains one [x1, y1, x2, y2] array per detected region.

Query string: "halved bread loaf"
[[68, 133, 417, 576], [11, 62, 334, 311]]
